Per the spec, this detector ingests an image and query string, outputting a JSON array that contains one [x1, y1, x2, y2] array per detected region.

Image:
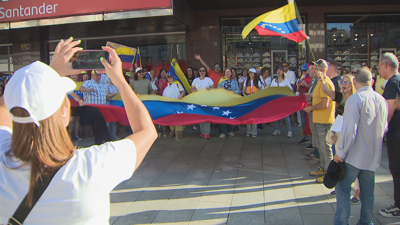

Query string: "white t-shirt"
[[191, 77, 214, 91], [270, 78, 293, 91], [284, 70, 296, 85], [0, 127, 137, 225], [162, 82, 184, 99]]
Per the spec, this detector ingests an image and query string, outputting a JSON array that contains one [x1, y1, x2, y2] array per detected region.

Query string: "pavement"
[[75, 124, 399, 225]]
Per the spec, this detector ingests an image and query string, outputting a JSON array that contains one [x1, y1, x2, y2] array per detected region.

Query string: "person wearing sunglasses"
[[191, 66, 215, 139], [194, 54, 223, 89], [129, 67, 154, 95]]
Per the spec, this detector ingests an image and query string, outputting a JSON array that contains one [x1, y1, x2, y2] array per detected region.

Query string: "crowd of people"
[[1, 39, 399, 224]]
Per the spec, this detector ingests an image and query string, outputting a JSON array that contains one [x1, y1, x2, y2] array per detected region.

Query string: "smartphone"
[[71, 50, 109, 70]]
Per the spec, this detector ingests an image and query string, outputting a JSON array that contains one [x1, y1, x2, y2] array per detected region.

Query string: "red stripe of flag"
[[255, 26, 308, 43]]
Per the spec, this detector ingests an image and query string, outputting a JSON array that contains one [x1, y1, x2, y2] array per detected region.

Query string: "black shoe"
[[298, 137, 310, 145], [305, 145, 314, 150]]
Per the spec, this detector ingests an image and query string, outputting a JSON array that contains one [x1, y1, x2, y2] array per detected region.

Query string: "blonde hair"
[[342, 74, 356, 103], [9, 98, 75, 206]]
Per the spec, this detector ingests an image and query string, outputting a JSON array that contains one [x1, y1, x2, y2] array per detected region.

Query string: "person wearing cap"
[[142, 64, 151, 80], [242, 68, 262, 138], [217, 68, 240, 139], [194, 54, 223, 89], [129, 67, 154, 95], [270, 66, 294, 138], [333, 69, 388, 225], [0, 38, 157, 224], [79, 65, 111, 145], [297, 63, 312, 145], [162, 73, 186, 139], [379, 53, 400, 218], [303, 59, 336, 183], [191, 66, 214, 139]]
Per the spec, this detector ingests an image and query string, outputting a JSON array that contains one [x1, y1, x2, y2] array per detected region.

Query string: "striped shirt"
[[82, 79, 107, 105], [99, 74, 110, 85]]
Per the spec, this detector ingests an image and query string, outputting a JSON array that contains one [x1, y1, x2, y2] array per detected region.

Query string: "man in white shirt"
[[282, 62, 296, 89]]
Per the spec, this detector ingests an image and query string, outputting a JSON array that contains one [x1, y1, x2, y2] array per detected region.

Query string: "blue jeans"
[[221, 124, 233, 135], [334, 163, 375, 225], [274, 116, 292, 132]]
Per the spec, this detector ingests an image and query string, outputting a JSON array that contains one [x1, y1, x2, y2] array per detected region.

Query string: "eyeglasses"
[[340, 81, 351, 85], [350, 71, 357, 74], [283, 65, 289, 67], [199, 70, 206, 72], [137, 70, 143, 73], [167, 76, 173, 78], [215, 66, 220, 68]]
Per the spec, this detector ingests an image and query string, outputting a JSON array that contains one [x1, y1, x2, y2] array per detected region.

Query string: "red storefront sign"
[[0, 0, 172, 22]]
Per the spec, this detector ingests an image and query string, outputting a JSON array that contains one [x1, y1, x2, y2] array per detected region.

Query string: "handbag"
[[8, 171, 58, 225]]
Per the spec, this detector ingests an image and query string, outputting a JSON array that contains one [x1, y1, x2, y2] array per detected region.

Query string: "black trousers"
[[86, 106, 111, 145], [386, 130, 400, 208]]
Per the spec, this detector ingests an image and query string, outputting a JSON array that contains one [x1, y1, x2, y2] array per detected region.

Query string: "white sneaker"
[[219, 134, 226, 139], [287, 131, 293, 138], [227, 132, 235, 137], [193, 126, 197, 131], [272, 130, 281, 136]]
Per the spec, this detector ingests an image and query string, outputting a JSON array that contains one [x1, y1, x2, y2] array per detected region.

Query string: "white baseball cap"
[[135, 67, 143, 73], [4, 61, 76, 126], [249, 68, 257, 73]]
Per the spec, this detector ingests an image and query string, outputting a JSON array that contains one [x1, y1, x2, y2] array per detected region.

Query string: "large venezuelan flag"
[[106, 42, 137, 70], [241, 1, 308, 43], [88, 87, 307, 126], [169, 58, 192, 94]]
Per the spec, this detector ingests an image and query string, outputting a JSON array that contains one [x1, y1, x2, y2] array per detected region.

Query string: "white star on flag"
[[281, 31, 286, 33], [222, 110, 232, 116], [201, 105, 207, 107], [229, 117, 236, 119], [212, 107, 220, 110], [177, 111, 183, 114], [187, 104, 196, 110], [277, 28, 282, 30], [273, 26, 277, 29]]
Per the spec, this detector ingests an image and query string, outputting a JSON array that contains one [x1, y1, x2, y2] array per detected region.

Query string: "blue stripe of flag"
[[258, 18, 302, 35]]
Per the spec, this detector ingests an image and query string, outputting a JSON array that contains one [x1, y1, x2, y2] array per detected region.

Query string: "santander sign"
[[0, 0, 172, 23]]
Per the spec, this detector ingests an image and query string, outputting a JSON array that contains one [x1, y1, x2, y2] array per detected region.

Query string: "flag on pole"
[[105, 42, 137, 70], [169, 58, 192, 94], [241, 1, 308, 43], [135, 47, 142, 69]]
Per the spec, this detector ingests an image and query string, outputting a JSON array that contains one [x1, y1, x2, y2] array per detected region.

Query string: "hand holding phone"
[[72, 50, 110, 70]]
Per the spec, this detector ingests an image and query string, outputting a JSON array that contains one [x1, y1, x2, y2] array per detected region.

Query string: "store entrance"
[[0, 44, 13, 74]]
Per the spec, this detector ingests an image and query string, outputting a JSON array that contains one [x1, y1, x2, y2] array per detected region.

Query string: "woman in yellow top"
[[242, 68, 262, 137]]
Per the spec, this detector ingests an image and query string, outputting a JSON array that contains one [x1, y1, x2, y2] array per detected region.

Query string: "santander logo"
[[0, 2, 58, 20]]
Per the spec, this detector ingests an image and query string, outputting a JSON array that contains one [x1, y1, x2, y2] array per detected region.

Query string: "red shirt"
[[208, 68, 223, 87]]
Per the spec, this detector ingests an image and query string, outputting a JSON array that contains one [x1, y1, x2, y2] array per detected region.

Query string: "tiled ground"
[[76, 124, 399, 225]]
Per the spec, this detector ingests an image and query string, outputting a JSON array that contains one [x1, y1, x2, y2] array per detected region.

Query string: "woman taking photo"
[[156, 68, 168, 95], [129, 67, 154, 95], [242, 68, 261, 137], [0, 38, 157, 224], [217, 68, 241, 138], [271, 66, 293, 138], [191, 66, 214, 139], [163, 73, 186, 139]]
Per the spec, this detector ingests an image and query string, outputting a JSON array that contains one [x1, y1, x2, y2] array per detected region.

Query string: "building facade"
[[0, 0, 399, 76]]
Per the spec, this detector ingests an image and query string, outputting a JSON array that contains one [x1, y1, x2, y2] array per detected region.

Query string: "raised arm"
[[194, 54, 210, 71], [317, 72, 335, 100], [101, 47, 157, 170]]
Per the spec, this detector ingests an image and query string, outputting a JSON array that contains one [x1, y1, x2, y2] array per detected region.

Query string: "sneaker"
[[227, 132, 235, 137], [75, 136, 82, 141], [299, 137, 310, 144], [272, 130, 281, 136], [199, 133, 205, 138], [350, 197, 360, 205], [305, 153, 319, 160], [305, 145, 314, 150], [252, 135, 257, 138], [287, 131, 293, 138], [205, 135, 211, 140], [379, 205, 400, 217], [330, 191, 336, 196], [316, 175, 325, 183], [310, 167, 326, 176], [246, 134, 250, 137], [193, 126, 197, 131], [219, 134, 226, 139]]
